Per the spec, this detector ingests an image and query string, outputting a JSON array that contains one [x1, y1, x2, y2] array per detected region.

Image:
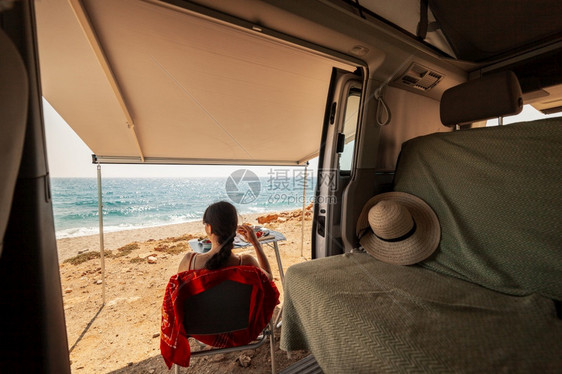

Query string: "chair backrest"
[[161, 266, 279, 372], [183, 279, 252, 335], [161, 265, 280, 370]]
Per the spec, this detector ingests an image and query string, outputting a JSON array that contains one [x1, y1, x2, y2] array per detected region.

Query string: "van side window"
[[486, 104, 562, 126], [339, 92, 360, 172]]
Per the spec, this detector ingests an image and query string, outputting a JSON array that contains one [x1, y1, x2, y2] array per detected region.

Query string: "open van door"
[[0, 2, 71, 372], [313, 69, 363, 258]]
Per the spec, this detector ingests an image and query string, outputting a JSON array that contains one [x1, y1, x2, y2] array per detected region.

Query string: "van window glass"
[[486, 104, 562, 126], [339, 93, 360, 171]]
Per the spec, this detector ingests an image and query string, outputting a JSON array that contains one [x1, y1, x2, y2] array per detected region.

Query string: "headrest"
[[440, 71, 523, 127]]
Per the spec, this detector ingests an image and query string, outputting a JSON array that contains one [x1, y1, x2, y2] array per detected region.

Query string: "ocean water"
[[51, 176, 316, 239]]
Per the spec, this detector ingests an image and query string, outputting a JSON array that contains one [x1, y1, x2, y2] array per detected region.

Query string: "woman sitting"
[[178, 201, 273, 280]]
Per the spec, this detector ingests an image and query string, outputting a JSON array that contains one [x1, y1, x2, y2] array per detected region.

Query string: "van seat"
[[280, 118, 562, 372]]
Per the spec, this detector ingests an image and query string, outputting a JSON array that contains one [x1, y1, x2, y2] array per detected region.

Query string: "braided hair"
[[203, 201, 238, 270]]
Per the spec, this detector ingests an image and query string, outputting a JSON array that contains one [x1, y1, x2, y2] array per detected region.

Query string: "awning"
[[35, 0, 357, 166]]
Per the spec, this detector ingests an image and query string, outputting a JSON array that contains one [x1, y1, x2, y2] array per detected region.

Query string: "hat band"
[[374, 220, 417, 243]]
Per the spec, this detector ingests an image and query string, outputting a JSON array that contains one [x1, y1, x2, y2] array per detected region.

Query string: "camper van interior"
[[1, 0, 561, 372]]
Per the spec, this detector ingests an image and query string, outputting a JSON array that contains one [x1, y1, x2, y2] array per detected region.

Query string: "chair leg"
[[274, 304, 283, 328], [269, 321, 276, 374]]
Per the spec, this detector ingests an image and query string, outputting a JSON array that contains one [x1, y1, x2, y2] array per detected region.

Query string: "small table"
[[188, 230, 287, 284]]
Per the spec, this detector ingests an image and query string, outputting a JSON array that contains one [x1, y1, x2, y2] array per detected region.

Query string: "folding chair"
[[161, 266, 279, 373]]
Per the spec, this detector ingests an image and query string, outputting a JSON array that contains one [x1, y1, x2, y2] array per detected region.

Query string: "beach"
[[59, 207, 313, 373], [56, 213, 268, 262]]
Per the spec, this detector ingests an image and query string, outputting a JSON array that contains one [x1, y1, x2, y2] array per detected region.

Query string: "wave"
[[54, 206, 294, 239], [55, 217, 203, 239]]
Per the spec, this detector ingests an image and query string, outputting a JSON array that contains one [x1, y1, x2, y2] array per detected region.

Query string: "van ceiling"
[[428, 0, 562, 62], [339, 0, 562, 113], [35, 0, 357, 166], [346, 0, 562, 63]]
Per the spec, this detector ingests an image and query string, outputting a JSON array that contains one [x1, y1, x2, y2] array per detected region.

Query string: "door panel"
[[0, 2, 71, 372], [312, 70, 362, 259]]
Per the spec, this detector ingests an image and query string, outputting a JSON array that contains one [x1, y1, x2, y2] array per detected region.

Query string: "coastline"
[[56, 210, 299, 262]]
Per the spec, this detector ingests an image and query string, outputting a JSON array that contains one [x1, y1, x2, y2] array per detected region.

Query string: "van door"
[[0, 1, 71, 372], [312, 69, 363, 258]]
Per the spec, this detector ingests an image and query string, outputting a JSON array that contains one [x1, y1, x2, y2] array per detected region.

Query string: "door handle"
[[317, 215, 326, 237]]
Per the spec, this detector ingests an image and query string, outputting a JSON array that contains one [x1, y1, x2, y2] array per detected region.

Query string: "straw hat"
[[356, 192, 440, 265]]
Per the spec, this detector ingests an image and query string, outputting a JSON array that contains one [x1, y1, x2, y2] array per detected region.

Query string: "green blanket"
[[280, 253, 562, 373], [394, 119, 562, 299]]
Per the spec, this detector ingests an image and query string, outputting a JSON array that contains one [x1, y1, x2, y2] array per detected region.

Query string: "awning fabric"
[[35, 0, 356, 166]]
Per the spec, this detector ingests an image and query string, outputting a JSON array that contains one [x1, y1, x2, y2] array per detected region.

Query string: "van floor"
[[280, 355, 323, 374]]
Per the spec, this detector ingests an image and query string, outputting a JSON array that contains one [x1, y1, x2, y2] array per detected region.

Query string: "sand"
[[57, 213, 263, 262], [59, 207, 313, 373]]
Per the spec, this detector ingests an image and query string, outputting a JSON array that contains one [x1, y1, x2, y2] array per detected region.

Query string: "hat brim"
[[356, 192, 440, 265]]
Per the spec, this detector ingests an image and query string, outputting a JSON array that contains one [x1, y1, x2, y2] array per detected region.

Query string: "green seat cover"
[[394, 119, 562, 300]]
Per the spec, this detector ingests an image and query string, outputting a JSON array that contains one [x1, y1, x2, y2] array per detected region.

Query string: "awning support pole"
[[300, 162, 309, 258], [97, 163, 106, 305]]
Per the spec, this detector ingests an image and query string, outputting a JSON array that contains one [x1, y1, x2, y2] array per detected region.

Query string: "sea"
[[51, 176, 316, 239]]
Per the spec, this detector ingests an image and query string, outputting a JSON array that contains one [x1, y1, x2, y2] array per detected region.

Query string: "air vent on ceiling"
[[397, 63, 443, 91]]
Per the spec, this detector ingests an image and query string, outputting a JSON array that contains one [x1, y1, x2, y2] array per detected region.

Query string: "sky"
[[44, 99, 560, 178], [43, 99, 319, 178]]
